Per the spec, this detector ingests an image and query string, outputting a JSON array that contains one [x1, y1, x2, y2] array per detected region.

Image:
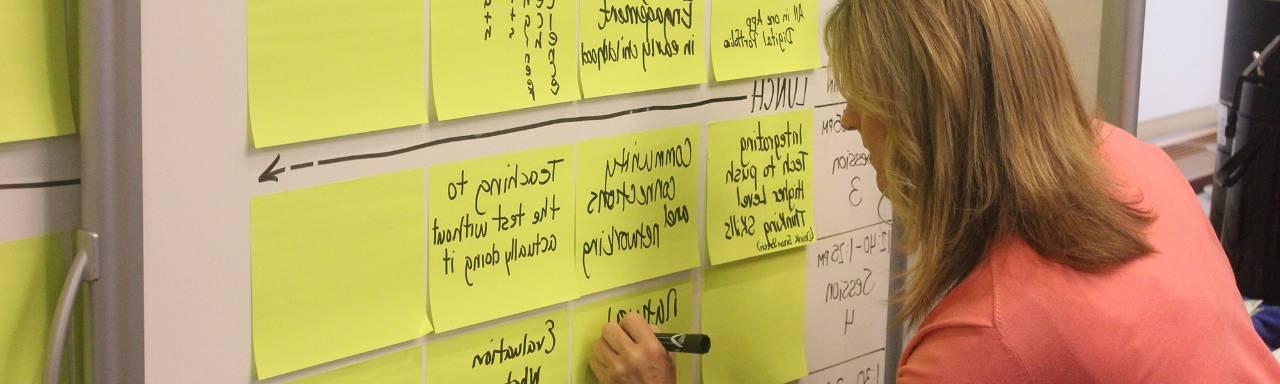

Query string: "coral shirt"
[[898, 125, 1280, 383]]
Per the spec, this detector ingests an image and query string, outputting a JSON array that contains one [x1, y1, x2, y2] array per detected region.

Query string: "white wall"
[[1138, 0, 1228, 122]]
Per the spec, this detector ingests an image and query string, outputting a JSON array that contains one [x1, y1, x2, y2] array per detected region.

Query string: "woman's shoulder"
[[960, 232, 1277, 381], [902, 123, 1280, 381], [1094, 121, 1186, 196]]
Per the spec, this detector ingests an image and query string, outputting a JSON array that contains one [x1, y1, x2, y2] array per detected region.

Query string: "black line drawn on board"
[[258, 95, 750, 183]]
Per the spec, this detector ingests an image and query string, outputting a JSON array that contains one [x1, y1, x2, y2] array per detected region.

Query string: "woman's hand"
[[589, 312, 676, 384]]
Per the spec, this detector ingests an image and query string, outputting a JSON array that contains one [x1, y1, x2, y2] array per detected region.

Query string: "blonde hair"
[[825, 0, 1153, 324]]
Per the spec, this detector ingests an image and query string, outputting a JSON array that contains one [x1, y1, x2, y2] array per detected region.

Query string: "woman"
[[590, 0, 1280, 382]]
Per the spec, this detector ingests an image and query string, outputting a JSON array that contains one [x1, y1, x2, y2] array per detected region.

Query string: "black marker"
[[655, 333, 711, 354]]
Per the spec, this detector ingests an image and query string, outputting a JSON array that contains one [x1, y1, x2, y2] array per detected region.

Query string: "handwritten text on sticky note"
[[579, 0, 706, 97], [428, 146, 577, 331], [576, 125, 701, 294], [711, 0, 820, 81], [426, 309, 569, 384], [432, 0, 580, 120], [707, 109, 816, 264]]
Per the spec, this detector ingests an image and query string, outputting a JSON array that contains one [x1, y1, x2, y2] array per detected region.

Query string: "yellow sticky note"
[[578, 0, 706, 98], [427, 146, 577, 331], [251, 169, 431, 379], [707, 110, 815, 265], [426, 308, 569, 383], [0, 234, 66, 383], [248, 0, 426, 148], [431, 1, 580, 120], [576, 126, 701, 294], [291, 346, 423, 384], [710, 0, 820, 81], [571, 280, 695, 384], [2, 0, 76, 144], [703, 248, 807, 384]]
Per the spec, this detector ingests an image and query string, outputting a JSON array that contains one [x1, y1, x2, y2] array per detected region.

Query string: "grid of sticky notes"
[[2, 0, 76, 144], [247, 111, 827, 379], [244, 0, 823, 145], [0, 233, 66, 383], [250, 169, 430, 379]]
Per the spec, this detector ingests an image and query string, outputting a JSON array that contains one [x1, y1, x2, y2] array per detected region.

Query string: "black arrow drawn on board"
[[259, 154, 286, 182], [254, 95, 751, 183]]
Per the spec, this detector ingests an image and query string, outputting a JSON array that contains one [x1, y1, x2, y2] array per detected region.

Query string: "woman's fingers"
[[620, 313, 664, 352], [602, 321, 635, 355], [593, 335, 629, 384], [590, 313, 677, 384], [588, 356, 614, 384], [594, 337, 619, 362]]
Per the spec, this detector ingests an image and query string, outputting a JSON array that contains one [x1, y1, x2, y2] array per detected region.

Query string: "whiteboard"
[[131, 0, 899, 382]]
